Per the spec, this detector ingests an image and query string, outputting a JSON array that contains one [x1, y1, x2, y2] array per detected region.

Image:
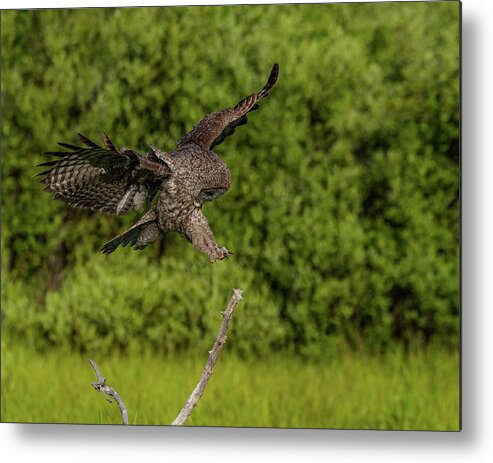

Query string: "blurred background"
[[1, 2, 459, 429]]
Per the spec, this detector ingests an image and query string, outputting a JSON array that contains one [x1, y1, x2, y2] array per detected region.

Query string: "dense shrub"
[[1, 2, 460, 356], [3, 250, 286, 356]]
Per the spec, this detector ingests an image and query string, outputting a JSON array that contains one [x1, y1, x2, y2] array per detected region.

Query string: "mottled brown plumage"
[[38, 64, 279, 262]]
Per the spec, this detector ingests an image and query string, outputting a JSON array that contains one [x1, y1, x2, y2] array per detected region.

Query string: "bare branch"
[[172, 288, 243, 426], [89, 358, 129, 425], [88, 288, 243, 426]]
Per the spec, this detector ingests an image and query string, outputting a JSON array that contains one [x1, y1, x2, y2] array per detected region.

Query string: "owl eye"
[[199, 188, 226, 202]]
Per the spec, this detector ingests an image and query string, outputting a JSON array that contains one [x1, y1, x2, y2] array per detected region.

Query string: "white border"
[[2, 0, 492, 462]]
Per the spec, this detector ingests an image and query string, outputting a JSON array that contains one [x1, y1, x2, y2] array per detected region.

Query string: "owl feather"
[[38, 64, 279, 262]]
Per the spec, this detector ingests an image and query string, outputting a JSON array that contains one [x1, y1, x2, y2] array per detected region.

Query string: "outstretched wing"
[[177, 63, 279, 150], [38, 133, 172, 215]]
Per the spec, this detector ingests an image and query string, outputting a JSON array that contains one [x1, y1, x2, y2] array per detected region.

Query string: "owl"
[[38, 64, 279, 262]]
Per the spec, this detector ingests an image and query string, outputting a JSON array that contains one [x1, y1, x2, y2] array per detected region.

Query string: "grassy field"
[[1, 343, 459, 430]]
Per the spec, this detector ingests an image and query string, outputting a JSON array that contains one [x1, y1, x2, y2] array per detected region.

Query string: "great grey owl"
[[38, 64, 279, 262]]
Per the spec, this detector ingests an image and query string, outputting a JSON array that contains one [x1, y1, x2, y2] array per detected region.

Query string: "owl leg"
[[101, 207, 160, 254], [133, 222, 160, 250], [183, 209, 232, 263]]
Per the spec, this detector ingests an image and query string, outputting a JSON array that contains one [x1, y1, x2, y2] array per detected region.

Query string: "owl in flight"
[[38, 64, 279, 262]]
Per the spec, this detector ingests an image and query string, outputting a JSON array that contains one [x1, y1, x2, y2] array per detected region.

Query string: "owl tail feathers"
[[101, 227, 141, 254], [101, 208, 159, 255]]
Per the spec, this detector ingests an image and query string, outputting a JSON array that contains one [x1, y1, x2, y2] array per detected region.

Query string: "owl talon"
[[210, 247, 232, 263]]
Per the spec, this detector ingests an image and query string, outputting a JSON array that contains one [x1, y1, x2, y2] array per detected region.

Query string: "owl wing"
[[38, 133, 172, 215], [177, 63, 279, 150]]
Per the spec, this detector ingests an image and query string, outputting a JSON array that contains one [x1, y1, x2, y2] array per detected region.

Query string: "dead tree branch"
[[172, 287, 243, 426], [88, 288, 243, 426], [89, 358, 129, 425]]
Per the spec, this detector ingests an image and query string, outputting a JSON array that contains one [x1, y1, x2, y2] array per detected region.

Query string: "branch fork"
[[89, 358, 129, 425]]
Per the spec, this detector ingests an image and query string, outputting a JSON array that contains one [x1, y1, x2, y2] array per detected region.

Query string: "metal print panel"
[[0, 1, 460, 430]]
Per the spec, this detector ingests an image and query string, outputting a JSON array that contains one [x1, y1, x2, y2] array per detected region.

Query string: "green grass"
[[1, 343, 459, 430]]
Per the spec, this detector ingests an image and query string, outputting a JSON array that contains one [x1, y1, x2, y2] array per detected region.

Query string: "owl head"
[[196, 156, 232, 204]]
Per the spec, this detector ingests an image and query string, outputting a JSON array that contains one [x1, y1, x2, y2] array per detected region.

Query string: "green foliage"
[[1, 343, 459, 429], [3, 250, 285, 356], [1, 2, 460, 356]]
